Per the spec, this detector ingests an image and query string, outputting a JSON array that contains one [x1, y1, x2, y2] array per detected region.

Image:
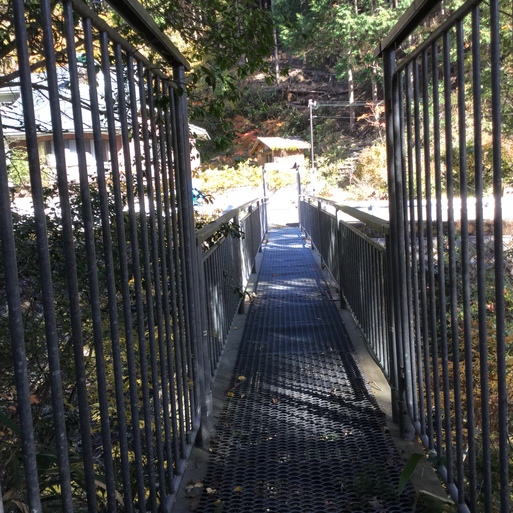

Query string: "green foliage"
[[274, 0, 408, 79], [6, 147, 31, 188], [353, 143, 388, 196], [0, 181, 172, 510], [141, 0, 276, 150], [195, 162, 263, 194]]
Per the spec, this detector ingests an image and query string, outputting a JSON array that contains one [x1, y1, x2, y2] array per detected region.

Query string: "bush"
[[353, 143, 388, 195]]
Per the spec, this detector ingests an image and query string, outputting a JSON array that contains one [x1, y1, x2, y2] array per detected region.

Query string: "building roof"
[[250, 136, 310, 155], [189, 124, 210, 140], [0, 72, 209, 141]]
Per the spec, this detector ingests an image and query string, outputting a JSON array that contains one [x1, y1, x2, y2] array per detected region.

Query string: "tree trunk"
[[371, 65, 378, 122]]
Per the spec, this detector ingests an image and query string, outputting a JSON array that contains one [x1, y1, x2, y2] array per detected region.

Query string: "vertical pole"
[[271, 0, 279, 83], [173, 66, 212, 446], [296, 163, 301, 227], [262, 165, 267, 199], [382, 48, 403, 431], [309, 99, 316, 195]]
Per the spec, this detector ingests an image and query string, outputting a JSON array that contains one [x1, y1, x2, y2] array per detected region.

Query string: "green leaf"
[[397, 452, 425, 496], [0, 410, 21, 435]]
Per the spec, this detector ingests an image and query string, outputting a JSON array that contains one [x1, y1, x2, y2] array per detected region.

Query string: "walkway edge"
[[315, 250, 456, 511], [173, 240, 455, 512]]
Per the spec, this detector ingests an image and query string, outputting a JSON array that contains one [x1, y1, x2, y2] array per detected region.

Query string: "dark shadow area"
[[189, 227, 421, 512]]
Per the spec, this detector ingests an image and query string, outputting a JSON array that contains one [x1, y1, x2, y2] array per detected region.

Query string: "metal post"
[[308, 99, 316, 194], [296, 163, 301, 227], [382, 47, 403, 431], [173, 66, 212, 446]]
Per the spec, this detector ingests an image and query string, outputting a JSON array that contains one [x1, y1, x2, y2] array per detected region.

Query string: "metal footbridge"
[[2, 0, 511, 511], [183, 225, 418, 512]]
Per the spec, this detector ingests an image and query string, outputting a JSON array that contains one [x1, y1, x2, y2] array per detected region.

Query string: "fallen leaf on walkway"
[[368, 497, 384, 509], [226, 391, 235, 397], [206, 487, 217, 494], [233, 486, 243, 492], [271, 397, 279, 404], [237, 375, 246, 381]]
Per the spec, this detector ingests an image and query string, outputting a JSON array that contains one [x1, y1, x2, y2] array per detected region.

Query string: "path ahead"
[[186, 227, 418, 513]]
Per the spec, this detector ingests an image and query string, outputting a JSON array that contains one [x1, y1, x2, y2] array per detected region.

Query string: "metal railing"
[[0, 1, 204, 511], [196, 198, 267, 381], [299, 196, 394, 398], [377, 0, 512, 510]]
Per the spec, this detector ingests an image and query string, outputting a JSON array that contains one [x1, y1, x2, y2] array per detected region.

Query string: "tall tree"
[[141, 0, 275, 147]]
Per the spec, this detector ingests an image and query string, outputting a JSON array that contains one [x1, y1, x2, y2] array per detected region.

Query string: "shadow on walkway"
[[177, 227, 420, 513]]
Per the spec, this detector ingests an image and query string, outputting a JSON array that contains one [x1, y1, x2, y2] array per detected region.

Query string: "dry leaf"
[[233, 486, 243, 492], [237, 375, 246, 381], [368, 497, 384, 509]]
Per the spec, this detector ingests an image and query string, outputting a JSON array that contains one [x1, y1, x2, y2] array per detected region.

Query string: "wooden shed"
[[250, 136, 310, 170]]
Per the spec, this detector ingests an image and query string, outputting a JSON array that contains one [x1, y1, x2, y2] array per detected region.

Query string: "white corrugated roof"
[[251, 136, 310, 153]]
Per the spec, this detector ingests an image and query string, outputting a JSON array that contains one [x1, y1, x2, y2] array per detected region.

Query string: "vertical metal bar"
[[172, 66, 206, 443], [422, 47, 444, 455], [432, 37, 454, 486], [437, 31, 455, 483], [413, 56, 430, 443], [137, 62, 167, 500], [165, 84, 188, 461], [456, 20, 477, 510], [64, 2, 121, 511], [382, 47, 401, 426], [0, 117, 43, 512], [169, 81, 195, 441], [160, 83, 181, 484], [152, 76, 178, 494], [114, 45, 147, 511], [471, 6, 492, 510], [404, 61, 422, 425], [126, 53, 158, 512], [41, 5, 100, 509], [64, 4, 119, 509], [99, 33, 136, 511], [38, 0, 81, 508], [394, 67, 415, 438], [490, 0, 509, 507], [82, 18, 117, 511]]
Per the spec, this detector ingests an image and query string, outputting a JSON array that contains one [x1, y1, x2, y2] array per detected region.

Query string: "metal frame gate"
[[0, 1, 205, 511], [378, 0, 511, 511]]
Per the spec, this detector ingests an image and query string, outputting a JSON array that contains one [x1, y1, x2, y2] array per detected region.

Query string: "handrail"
[[374, 0, 441, 57], [337, 205, 390, 234], [70, 0, 187, 78], [392, 0, 482, 72], [301, 194, 390, 234], [196, 197, 265, 244], [102, 0, 190, 69]]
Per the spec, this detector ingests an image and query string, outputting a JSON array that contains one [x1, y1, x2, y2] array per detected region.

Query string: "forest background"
[[3, 0, 513, 203], [134, 0, 513, 209], [1, 1, 513, 511]]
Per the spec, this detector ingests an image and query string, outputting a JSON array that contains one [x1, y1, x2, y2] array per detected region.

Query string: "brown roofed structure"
[[250, 136, 310, 170]]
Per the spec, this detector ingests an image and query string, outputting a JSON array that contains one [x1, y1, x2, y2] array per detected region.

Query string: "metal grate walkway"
[[192, 227, 418, 512]]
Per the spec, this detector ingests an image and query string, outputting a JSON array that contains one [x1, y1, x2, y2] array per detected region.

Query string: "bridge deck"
[[180, 226, 418, 512]]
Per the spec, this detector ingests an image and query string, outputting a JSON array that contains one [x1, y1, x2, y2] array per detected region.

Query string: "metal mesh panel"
[[193, 228, 418, 512]]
